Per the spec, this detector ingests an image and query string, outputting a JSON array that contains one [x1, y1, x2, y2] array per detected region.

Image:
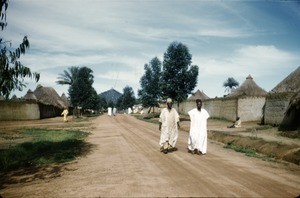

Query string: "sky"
[[3, 0, 300, 99]]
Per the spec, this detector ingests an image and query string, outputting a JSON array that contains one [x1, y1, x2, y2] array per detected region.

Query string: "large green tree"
[[117, 86, 135, 110], [0, 0, 40, 98], [56, 66, 79, 87], [138, 57, 162, 113], [69, 66, 98, 110], [223, 77, 239, 94], [161, 41, 199, 105]]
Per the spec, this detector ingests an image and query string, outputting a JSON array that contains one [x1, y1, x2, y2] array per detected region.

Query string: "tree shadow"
[[0, 140, 95, 189]]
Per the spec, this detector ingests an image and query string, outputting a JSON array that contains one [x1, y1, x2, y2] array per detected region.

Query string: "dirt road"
[[1, 114, 300, 197]]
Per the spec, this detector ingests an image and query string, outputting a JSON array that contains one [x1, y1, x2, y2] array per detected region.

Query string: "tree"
[[0, 0, 40, 98], [223, 77, 239, 94], [161, 41, 199, 106], [69, 66, 96, 110], [117, 86, 135, 110], [138, 57, 162, 113], [56, 66, 79, 86]]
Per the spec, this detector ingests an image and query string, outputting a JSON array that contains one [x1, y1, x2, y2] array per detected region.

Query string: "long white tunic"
[[159, 108, 180, 147], [188, 108, 210, 153]]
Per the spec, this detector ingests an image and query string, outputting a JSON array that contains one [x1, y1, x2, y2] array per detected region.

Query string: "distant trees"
[[0, 0, 40, 98], [117, 86, 136, 110], [223, 77, 239, 94], [138, 57, 162, 113], [161, 41, 199, 105]]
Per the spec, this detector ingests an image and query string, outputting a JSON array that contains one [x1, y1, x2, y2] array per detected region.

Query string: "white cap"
[[167, 98, 172, 103]]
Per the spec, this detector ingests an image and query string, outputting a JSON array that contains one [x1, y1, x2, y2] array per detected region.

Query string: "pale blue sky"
[[4, 0, 300, 98]]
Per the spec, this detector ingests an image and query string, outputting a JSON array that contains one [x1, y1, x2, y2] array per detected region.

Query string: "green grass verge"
[[224, 141, 256, 157], [0, 129, 90, 171]]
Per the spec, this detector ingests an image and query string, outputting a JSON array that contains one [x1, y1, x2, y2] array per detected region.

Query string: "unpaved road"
[[1, 114, 300, 197]]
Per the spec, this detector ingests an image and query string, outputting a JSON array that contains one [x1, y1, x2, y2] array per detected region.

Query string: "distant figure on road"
[[188, 99, 210, 155], [61, 108, 69, 122], [227, 117, 241, 128], [159, 98, 180, 154]]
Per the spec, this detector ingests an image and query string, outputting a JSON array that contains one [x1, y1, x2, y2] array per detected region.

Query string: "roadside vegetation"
[[0, 129, 90, 171]]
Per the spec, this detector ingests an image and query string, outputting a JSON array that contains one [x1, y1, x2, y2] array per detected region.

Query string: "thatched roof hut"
[[33, 84, 67, 109], [24, 89, 37, 101], [226, 75, 267, 98], [279, 91, 300, 131], [188, 89, 210, 101], [270, 66, 300, 93], [11, 95, 18, 100], [61, 93, 70, 107]]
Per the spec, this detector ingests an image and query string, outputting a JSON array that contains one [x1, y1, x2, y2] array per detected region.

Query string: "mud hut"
[[178, 89, 210, 114], [226, 75, 267, 98], [265, 66, 300, 127], [204, 75, 267, 122], [24, 89, 37, 101], [188, 89, 210, 101], [33, 84, 67, 118]]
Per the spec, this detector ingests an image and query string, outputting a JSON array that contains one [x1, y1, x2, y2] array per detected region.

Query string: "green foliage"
[[161, 41, 199, 104], [223, 77, 239, 94], [56, 66, 79, 86], [138, 57, 162, 109], [0, 1, 40, 98], [0, 129, 89, 171], [117, 86, 136, 110], [224, 141, 256, 157]]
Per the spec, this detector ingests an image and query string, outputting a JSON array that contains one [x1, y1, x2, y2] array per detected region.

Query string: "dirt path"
[[1, 114, 300, 197]]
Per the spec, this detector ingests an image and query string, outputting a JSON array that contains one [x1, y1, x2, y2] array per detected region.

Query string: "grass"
[[0, 129, 90, 171], [224, 140, 257, 157]]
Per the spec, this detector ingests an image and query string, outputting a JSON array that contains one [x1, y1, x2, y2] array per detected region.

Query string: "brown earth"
[[0, 114, 299, 197]]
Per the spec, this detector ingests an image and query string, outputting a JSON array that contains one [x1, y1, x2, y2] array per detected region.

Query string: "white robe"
[[159, 108, 180, 147], [188, 108, 210, 153]]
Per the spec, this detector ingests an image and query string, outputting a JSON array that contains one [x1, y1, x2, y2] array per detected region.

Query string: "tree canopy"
[[223, 77, 239, 94], [117, 86, 136, 110], [0, 0, 40, 98], [138, 57, 162, 112], [161, 41, 199, 104]]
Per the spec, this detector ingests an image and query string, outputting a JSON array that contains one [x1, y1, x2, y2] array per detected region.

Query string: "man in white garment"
[[188, 99, 210, 155], [159, 98, 180, 154]]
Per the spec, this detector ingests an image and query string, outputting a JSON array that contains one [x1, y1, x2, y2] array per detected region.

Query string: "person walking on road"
[[159, 98, 180, 154], [188, 99, 210, 155], [61, 108, 69, 122]]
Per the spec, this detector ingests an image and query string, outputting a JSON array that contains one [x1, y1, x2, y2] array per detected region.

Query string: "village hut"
[[270, 66, 300, 94], [33, 84, 67, 118], [265, 66, 300, 128], [178, 89, 210, 114], [188, 89, 210, 101], [279, 91, 300, 131], [226, 75, 267, 98], [24, 89, 37, 101], [204, 75, 267, 122], [11, 94, 18, 100]]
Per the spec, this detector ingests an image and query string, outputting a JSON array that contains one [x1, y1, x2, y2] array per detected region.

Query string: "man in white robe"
[[188, 99, 210, 155], [159, 98, 180, 154]]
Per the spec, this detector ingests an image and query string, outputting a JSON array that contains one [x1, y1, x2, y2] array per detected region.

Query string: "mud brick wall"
[[238, 97, 266, 122], [264, 93, 294, 125], [0, 100, 40, 120]]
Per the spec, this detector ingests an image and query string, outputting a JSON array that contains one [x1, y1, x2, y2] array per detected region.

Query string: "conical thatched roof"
[[24, 89, 37, 101], [188, 89, 210, 101], [33, 84, 67, 108], [11, 95, 18, 100], [61, 93, 70, 107], [270, 66, 300, 93], [226, 75, 267, 98]]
